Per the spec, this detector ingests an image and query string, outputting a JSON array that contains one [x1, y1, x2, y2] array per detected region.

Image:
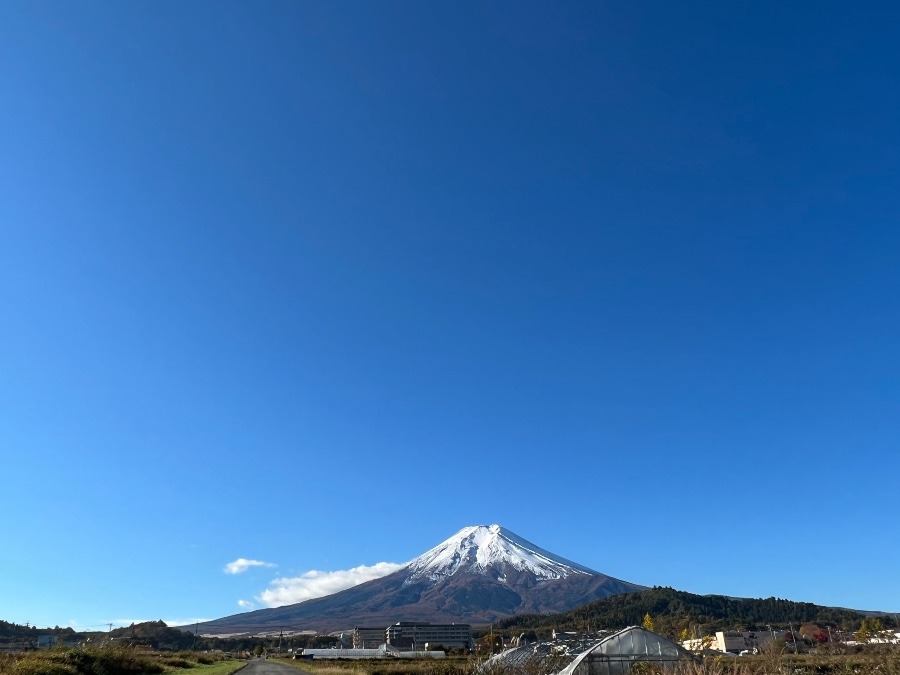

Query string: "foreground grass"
[[0, 647, 245, 675], [709, 652, 900, 675], [273, 650, 900, 675], [277, 655, 473, 675], [15, 640, 895, 675], [178, 661, 245, 675]]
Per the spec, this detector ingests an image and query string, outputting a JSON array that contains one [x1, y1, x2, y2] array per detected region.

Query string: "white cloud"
[[237, 599, 255, 610], [257, 562, 405, 607], [224, 558, 276, 575]]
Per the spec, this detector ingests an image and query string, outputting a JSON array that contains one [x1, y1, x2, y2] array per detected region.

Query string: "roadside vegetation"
[[0, 646, 245, 675], [278, 655, 474, 675], [5, 646, 900, 675], [673, 651, 900, 675], [272, 647, 900, 675]]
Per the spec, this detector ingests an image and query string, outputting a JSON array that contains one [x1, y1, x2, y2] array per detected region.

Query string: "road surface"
[[240, 658, 310, 675]]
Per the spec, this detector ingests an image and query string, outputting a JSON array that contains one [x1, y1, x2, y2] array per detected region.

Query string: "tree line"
[[492, 587, 886, 639]]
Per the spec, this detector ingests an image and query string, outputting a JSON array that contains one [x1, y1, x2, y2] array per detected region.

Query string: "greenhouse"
[[480, 627, 695, 675], [556, 626, 696, 675]]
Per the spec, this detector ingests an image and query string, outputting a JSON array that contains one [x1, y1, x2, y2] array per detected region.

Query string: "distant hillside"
[[0, 620, 84, 640], [0, 620, 88, 651], [494, 587, 880, 637], [109, 621, 196, 650]]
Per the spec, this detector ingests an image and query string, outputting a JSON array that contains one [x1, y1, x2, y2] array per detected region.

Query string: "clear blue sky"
[[1, 1, 898, 631]]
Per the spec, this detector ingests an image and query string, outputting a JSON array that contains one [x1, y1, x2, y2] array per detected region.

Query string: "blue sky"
[[1, 1, 898, 630]]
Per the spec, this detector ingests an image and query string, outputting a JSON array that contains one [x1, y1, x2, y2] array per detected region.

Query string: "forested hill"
[[109, 621, 196, 650], [495, 587, 876, 636], [0, 620, 83, 640]]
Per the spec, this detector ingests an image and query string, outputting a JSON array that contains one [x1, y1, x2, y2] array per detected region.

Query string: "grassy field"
[[272, 650, 900, 675], [8, 648, 900, 675], [178, 661, 246, 675], [276, 655, 474, 675], [0, 647, 246, 675]]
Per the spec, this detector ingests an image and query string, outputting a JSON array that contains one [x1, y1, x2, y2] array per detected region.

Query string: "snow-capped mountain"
[[194, 524, 644, 634], [405, 524, 597, 583]]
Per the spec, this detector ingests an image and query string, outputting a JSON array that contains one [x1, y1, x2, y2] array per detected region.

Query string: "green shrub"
[[12, 659, 78, 675], [159, 658, 194, 669], [57, 647, 163, 675]]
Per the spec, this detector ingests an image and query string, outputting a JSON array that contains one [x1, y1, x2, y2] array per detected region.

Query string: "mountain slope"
[[197, 524, 644, 634]]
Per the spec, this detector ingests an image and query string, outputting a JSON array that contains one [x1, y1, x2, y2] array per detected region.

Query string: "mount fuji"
[[196, 525, 644, 634]]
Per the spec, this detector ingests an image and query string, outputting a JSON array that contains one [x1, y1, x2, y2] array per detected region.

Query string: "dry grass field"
[[0, 647, 245, 675], [4, 648, 900, 675], [275, 649, 900, 675]]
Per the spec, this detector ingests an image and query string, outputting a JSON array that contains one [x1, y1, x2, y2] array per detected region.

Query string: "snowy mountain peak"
[[403, 524, 598, 584]]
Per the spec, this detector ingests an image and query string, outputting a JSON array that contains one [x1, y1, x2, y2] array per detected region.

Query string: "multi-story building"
[[385, 622, 472, 650], [353, 627, 388, 649]]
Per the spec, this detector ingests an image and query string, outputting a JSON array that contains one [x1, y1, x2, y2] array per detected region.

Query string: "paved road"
[[240, 658, 310, 675]]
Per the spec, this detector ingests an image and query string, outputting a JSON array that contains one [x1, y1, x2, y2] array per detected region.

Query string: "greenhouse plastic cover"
[[556, 626, 695, 675]]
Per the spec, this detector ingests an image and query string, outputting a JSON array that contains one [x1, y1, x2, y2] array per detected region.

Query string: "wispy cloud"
[[237, 599, 256, 610], [257, 562, 405, 607], [224, 558, 276, 575]]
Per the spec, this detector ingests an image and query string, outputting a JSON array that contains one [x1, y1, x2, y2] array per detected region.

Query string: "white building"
[[682, 630, 786, 654]]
